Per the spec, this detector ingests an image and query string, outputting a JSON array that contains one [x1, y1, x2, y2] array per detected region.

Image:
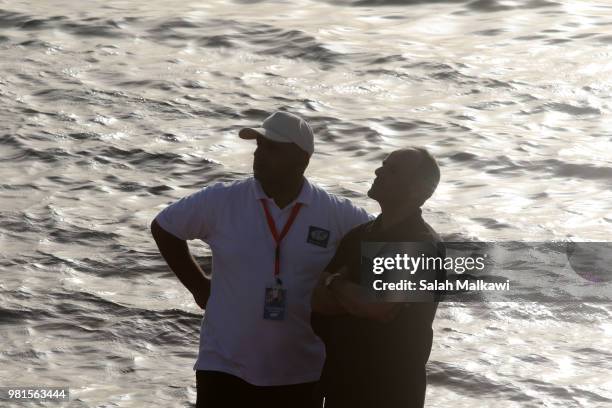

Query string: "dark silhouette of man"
[[311, 147, 444, 408]]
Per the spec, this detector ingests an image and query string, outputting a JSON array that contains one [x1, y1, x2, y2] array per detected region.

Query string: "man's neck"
[[379, 202, 420, 231], [260, 177, 305, 209]]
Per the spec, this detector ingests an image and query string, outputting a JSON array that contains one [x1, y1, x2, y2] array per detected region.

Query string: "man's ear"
[[302, 153, 310, 168], [297, 154, 310, 175]]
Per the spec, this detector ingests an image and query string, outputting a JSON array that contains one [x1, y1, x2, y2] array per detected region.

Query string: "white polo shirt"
[[154, 176, 372, 386]]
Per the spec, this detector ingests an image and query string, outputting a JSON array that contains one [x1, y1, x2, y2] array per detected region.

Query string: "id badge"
[[263, 285, 287, 321]]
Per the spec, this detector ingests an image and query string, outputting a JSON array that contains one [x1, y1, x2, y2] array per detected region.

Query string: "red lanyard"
[[260, 199, 303, 284]]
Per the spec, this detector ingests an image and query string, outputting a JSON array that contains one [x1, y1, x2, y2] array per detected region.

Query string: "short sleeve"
[[153, 183, 226, 241]]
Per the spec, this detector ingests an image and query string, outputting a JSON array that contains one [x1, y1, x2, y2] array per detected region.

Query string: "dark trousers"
[[195, 370, 322, 408], [320, 379, 426, 408]]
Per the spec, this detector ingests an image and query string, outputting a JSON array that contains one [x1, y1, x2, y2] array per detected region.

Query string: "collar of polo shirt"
[[252, 177, 314, 207]]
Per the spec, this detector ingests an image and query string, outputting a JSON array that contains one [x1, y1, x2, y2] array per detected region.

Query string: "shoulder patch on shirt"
[[307, 226, 330, 248]]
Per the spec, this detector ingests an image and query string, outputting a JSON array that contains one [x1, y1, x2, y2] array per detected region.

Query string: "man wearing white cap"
[[150, 111, 372, 407]]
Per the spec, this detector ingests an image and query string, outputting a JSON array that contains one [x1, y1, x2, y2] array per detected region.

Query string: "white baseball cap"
[[239, 111, 314, 156]]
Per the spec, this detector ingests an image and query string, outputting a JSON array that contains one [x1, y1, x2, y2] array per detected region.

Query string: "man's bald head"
[[367, 147, 440, 208], [398, 147, 440, 204]]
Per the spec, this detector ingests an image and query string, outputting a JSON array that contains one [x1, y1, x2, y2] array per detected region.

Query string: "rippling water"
[[1, 0, 611, 406]]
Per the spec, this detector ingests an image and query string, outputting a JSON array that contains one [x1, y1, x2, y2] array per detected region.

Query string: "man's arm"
[[311, 226, 356, 316], [325, 266, 404, 323], [150, 219, 210, 309], [311, 271, 347, 315]]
